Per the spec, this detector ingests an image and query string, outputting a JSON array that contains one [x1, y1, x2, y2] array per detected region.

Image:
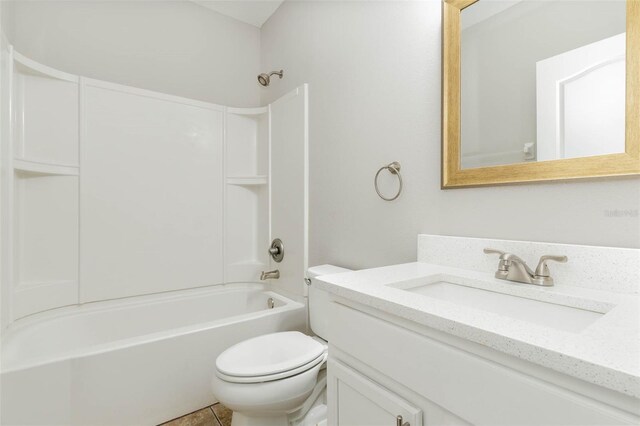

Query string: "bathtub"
[[0, 283, 306, 426]]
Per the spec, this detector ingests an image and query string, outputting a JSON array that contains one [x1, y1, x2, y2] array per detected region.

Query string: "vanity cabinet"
[[328, 359, 422, 426], [327, 301, 640, 426]]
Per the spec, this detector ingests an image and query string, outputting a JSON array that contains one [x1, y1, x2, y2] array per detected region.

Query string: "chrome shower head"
[[257, 73, 270, 86], [257, 70, 283, 87]]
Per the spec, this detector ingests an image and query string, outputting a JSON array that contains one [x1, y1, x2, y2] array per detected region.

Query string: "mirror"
[[442, 0, 640, 188], [461, 0, 626, 168]]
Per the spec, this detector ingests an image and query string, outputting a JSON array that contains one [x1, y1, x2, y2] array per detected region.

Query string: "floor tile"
[[211, 403, 233, 426], [160, 407, 221, 426]]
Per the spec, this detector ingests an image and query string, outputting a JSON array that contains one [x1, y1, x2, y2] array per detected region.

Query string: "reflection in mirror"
[[460, 0, 626, 169]]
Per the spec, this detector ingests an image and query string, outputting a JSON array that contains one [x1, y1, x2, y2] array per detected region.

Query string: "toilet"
[[211, 265, 351, 426]]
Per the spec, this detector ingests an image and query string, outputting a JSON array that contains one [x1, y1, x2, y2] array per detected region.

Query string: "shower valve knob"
[[269, 238, 284, 263]]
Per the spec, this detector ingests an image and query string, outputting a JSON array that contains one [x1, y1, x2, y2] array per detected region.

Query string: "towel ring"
[[374, 161, 403, 201]]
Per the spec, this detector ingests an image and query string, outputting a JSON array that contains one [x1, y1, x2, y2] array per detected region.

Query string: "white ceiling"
[[192, 0, 284, 28]]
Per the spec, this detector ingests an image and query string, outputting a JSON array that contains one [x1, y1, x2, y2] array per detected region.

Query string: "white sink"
[[390, 277, 605, 333]]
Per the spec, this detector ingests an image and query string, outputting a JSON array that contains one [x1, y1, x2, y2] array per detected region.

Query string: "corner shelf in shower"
[[13, 159, 79, 176], [13, 51, 78, 82], [227, 106, 268, 116], [6, 49, 81, 321], [224, 104, 270, 283], [226, 175, 267, 186]]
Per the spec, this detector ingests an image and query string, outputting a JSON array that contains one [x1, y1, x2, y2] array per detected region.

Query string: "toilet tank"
[[307, 265, 352, 340]]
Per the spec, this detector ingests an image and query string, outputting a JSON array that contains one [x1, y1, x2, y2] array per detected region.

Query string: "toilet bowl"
[[211, 265, 351, 426]]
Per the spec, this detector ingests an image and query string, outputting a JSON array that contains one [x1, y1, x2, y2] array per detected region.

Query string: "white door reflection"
[[536, 33, 626, 161]]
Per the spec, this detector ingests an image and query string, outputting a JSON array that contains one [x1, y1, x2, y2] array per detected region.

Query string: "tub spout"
[[260, 269, 280, 280]]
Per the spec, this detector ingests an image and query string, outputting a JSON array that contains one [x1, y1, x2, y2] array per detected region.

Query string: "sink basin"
[[390, 277, 605, 333]]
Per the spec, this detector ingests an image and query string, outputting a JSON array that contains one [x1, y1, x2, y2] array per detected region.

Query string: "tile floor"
[[160, 403, 232, 426]]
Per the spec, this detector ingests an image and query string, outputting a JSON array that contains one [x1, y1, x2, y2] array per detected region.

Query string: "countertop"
[[316, 262, 640, 398]]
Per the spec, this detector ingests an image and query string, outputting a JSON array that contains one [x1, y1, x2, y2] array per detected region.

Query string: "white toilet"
[[211, 264, 350, 426]]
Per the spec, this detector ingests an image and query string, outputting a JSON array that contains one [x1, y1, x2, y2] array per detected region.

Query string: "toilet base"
[[229, 371, 327, 426], [231, 412, 288, 426]]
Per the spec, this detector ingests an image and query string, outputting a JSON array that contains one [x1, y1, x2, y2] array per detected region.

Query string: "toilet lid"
[[216, 331, 326, 378], [216, 352, 327, 384]]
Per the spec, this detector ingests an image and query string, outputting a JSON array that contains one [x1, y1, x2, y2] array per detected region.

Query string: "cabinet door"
[[328, 359, 422, 426]]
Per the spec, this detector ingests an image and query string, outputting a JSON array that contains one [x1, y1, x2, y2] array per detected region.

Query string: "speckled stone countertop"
[[316, 262, 640, 398]]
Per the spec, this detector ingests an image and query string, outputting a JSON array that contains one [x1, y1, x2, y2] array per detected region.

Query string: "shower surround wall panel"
[[1, 49, 310, 324], [0, 32, 10, 329], [8, 49, 80, 320], [80, 79, 224, 302], [269, 87, 309, 297], [224, 107, 270, 283], [224, 87, 310, 297], [1, 49, 311, 424]]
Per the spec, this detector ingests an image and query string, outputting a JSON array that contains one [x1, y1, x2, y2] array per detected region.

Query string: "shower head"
[[257, 73, 270, 86], [257, 70, 284, 87]]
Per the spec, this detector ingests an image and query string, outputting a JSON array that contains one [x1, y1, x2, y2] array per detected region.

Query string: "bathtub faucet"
[[260, 269, 280, 280]]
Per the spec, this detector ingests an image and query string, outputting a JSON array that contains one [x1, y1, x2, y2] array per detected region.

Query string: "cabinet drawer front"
[[328, 359, 423, 426], [329, 302, 637, 426]]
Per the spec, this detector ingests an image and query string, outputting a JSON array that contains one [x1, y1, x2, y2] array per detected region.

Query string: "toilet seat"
[[215, 331, 327, 384], [211, 359, 325, 416], [217, 352, 327, 383]]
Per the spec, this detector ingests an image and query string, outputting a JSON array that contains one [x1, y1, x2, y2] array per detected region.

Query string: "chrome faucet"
[[260, 269, 280, 280], [484, 248, 567, 286]]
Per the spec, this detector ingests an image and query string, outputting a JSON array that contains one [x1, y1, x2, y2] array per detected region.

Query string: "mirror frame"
[[442, 0, 640, 188]]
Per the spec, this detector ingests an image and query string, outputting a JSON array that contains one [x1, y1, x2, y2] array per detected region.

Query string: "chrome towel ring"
[[374, 161, 403, 201]]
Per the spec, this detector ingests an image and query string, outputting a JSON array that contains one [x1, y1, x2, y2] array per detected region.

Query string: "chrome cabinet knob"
[[396, 415, 410, 426]]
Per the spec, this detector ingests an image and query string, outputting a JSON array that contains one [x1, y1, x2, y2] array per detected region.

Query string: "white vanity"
[[317, 235, 640, 425]]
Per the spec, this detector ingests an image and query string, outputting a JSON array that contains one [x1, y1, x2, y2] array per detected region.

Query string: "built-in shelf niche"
[[13, 159, 79, 176], [225, 107, 270, 282], [8, 49, 80, 320], [13, 52, 79, 168], [12, 171, 78, 319], [226, 176, 267, 185], [226, 107, 268, 177]]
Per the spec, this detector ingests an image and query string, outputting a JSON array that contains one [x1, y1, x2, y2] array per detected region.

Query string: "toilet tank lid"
[[307, 264, 351, 279]]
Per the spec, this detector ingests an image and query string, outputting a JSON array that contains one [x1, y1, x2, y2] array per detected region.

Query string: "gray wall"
[[4, 0, 261, 107], [1, 1, 14, 43], [260, 0, 640, 270]]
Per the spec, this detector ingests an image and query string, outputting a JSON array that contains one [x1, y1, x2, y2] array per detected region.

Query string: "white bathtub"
[[0, 283, 306, 426]]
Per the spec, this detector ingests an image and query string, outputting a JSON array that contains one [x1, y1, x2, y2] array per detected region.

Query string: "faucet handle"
[[483, 248, 506, 256], [534, 255, 568, 277], [484, 248, 510, 275]]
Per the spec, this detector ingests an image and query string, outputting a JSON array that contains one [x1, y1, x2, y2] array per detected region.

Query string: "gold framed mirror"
[[442, 0, 640, 188]]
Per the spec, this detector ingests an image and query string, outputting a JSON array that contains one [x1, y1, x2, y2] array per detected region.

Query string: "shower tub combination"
[[1, 49, 310, 426], [1, 283, 306, 426]]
